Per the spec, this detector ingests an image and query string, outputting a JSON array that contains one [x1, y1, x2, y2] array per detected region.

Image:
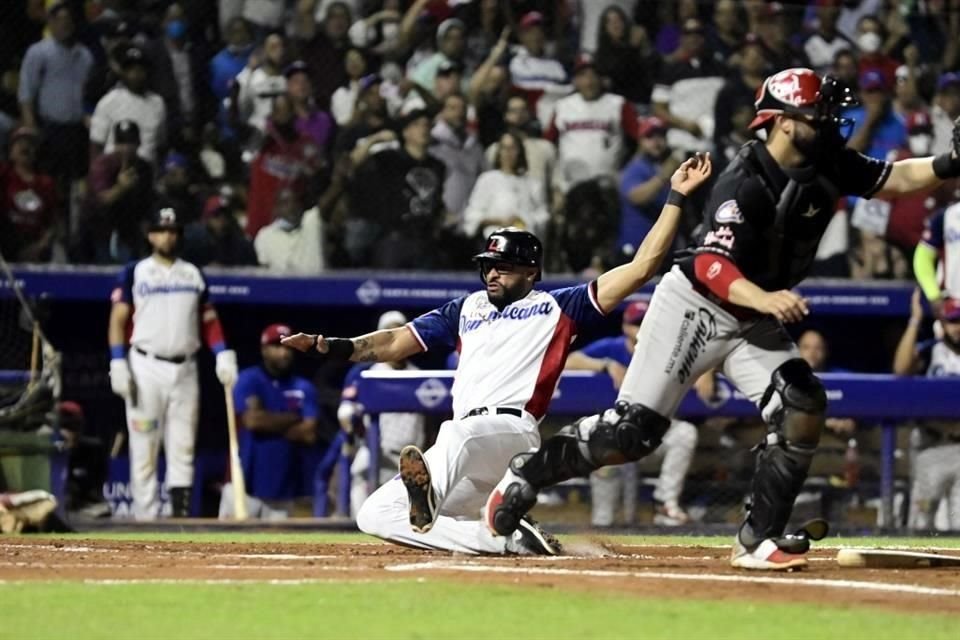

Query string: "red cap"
[[573, 53, 596, 74], [906, 110, 933, 133], [203, 195, 229, 220], [943, 298, 960, 321], [520, 11, 544, 30], [638, 116, 667, 138], [623, 300, 649, 325], [261, 323, 293, 345], [749, 67, 823, 130]]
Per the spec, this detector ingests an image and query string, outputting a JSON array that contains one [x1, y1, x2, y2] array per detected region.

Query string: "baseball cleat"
[[484, 453, 538, 536], [653, 502, 691, 527], [398, 446, 437, 533], [505, 516, 563, 556], [0, 490, 57, 534], [730, 537, 808, 571]]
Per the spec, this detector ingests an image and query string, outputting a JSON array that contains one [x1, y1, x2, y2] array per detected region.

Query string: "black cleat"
[[399, 446, 437, 533]]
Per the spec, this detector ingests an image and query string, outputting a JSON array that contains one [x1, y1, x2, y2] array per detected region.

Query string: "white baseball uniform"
[[111, 256, 210, 520], [919, 202, 960, 299], [356, 283, 605, 553]]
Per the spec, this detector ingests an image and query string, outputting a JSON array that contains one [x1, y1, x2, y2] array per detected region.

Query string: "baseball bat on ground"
[[223, 383, 249, 520]]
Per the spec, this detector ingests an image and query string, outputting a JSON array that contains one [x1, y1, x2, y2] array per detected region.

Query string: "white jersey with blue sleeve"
[[408, 282, 605, 420], [110, 256, 208, 358]]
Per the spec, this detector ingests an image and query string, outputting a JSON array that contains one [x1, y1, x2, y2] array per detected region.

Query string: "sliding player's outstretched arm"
[[281, 327, 423, 363], [594, 152, 712, 312]]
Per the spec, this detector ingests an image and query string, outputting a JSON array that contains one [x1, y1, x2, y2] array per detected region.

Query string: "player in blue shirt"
[[565, 300, 698, 527], [219, 323, 319, 519]]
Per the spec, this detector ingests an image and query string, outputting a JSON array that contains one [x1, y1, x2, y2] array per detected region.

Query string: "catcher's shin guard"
[[170, 487, 192, 518], [517, 401, 671, 488], [742, 359, 826, 547]]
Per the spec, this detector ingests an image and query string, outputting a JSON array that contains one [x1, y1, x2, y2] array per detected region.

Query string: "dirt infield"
[[2, 539, 959, 614]]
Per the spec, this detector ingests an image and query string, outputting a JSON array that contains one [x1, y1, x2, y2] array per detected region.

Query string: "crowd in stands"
[[1, 0, 959, 275]]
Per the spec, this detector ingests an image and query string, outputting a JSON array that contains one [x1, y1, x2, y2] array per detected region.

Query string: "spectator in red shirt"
[[0, 127, 59, 262], [855, 14, 900, 90], [246, 94, 321, 238]]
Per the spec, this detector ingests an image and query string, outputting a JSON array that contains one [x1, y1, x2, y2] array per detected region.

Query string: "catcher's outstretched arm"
[[594, 152, 712, 312]]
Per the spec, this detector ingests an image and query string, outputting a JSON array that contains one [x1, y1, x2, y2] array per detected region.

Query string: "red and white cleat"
[[730, 538, 808, 571]]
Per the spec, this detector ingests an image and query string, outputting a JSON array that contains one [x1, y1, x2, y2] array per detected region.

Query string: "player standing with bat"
[[282, 153, 712, 555], [108, 206, 238, 520], [485, 68, 960, 570]]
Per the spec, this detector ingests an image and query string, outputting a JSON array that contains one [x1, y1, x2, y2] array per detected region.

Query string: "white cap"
[[377, 310, 408, 330]]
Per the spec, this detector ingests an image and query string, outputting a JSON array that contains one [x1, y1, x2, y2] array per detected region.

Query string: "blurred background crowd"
[[1, 0, 959, 276]]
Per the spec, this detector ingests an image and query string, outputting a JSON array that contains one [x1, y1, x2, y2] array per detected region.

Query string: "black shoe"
[[484, 453, 539, 536], [505, 516, 562, 556], [399, 445, 437, 533]]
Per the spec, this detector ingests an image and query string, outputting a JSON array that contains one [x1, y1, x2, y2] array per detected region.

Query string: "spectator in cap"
[[18, 2, 94, 185], [246, 94, 321, 238], [209, 17, 254, 137], [0, 127, 60, 262], [335, 310, 425, 517], [90, 44, 167, 165], [254, 187, 325, 274], [409, 17, 469, 95], [348, 108, 447, 268], [233, 33, 287, 138], [286, 61, 335, 157], [463, 131, 549, 240], [180, 193, 257, 267], [330, 48, 370, 126], [220, 322, 320, 521], [565, 299, 699, 527], [753, 2, 810, 71], [708, 0, 746, 64], [847, 69, 907, 162], [291, 1, 351, 111], [804, 0, 854, 75], [155, 151, 201, 224], [594, 5, 659, 106], [547, 53, 640, 193], [509, 11, 570, 127], [76, 120, 155, 263], [430, 93, 484, 221], [713, 33, 767, 151], [616, 117, 679, 263], [932, 72, 960, 156], [651, 18, 726, 155]]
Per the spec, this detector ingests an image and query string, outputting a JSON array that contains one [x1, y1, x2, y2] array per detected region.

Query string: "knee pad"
[[759, 358, 826, 447], [586, 401, 671, 466]]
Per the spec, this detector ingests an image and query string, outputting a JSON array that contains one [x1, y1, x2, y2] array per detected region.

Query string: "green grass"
[[3, 581, 956, 640], [32, 531, 960, 549]]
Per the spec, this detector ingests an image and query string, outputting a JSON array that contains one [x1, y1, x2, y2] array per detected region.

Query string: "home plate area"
[[2, 539, 958, 614]]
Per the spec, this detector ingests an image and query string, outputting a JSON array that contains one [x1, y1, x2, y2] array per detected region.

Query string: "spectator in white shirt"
[[254, 188, 325, 274], [484, 96, 557, 194], [89, 45, 167, 165], [804, 0, 854, 74], [509, 11, 570, 126], [464, 131, 549, 240], [331, 47, 369, 126], [233, 33, 287, 136]]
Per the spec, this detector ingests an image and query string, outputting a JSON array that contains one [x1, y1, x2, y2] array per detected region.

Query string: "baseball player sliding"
[[282, 153, 712, 555], [108, 207, 238, 520], [486, 68, 960, 570]]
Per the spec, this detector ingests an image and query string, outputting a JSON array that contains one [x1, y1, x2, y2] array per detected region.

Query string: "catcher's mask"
[[473, 227, 543, 283], [750, 68, 857, 150]]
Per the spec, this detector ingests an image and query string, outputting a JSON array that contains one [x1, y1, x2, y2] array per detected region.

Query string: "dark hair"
[[596, 5, 630, 54], [494, 131, 528, 175]]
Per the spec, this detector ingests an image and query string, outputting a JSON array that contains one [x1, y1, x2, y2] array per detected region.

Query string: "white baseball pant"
[[124, 349, 199, 520], [909, 443, 960, 530], [357, 412, 540, 554]]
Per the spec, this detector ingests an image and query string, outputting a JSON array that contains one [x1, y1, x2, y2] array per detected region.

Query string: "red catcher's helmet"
[[749, 68, 824, 130]]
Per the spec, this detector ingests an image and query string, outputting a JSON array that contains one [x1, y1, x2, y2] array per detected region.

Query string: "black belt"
[[134, 347, 193, 364], [464, 407, 522, 419]]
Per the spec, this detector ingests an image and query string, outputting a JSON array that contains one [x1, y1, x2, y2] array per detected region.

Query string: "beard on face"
[[792, 119, 846, 161], [484, 274, 533, 309]]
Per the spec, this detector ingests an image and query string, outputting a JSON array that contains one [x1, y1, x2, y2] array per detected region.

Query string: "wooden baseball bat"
[[223, 383, 249, 520]]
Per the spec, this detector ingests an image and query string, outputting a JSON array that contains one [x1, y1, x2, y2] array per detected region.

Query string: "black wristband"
[[325, 337, 355, 360], [932, 152, 960, 179], [666, 189, 686, 208]]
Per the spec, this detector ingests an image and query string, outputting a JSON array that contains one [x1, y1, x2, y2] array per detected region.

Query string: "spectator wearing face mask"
[[855, 14, 899, 90]]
